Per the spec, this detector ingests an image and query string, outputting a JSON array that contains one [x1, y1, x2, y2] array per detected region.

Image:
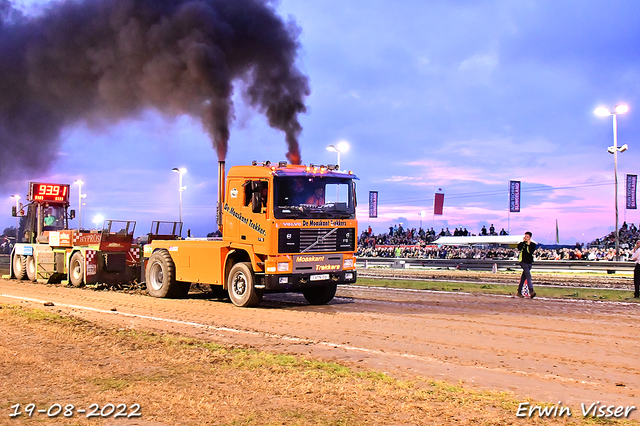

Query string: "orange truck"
[[6, 182, 138, 286], [143, 160, 358, 307]]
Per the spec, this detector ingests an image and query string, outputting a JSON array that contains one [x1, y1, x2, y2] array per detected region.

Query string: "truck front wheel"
[[146, 250, 189, 298], [13, 255, 27, 280], [69, 252, 85, 287], [302, 283, 338, 305], [227, 262, 263, 307]]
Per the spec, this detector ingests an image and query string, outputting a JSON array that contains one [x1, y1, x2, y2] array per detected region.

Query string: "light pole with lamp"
[[172, 167, 187, 224], [327, 141, 349, 202], [595, 104, 629, 261], [74, 180, 86, 230], [326, 140, 349, 170], [11, 195, 20, 241]]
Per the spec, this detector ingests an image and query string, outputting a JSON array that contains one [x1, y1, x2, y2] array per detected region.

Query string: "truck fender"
[[223, 249, 251, 289], [227, 243, 265, 271]]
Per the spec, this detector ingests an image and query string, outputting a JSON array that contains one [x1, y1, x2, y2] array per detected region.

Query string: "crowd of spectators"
[[356, 222, 639, 261], [589, 221, 639, 249], [358, 223, 509, 248]]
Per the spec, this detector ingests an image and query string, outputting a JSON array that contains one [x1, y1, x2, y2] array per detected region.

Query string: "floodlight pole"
[[596, 104, 628, 261], [172, 168, 187, 224], [613, 112, 620, 261]]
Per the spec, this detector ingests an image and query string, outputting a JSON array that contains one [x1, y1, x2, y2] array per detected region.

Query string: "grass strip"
[[356, 277, 639, 302]]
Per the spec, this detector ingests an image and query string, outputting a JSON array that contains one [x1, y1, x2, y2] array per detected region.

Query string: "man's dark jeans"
[[518, 262, 534, 294]]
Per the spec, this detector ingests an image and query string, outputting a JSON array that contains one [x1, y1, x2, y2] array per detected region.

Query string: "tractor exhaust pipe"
[[217, 161, 225, 231]]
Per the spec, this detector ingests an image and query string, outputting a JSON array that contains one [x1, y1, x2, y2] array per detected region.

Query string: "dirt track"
[[1, 275, 639, 419]]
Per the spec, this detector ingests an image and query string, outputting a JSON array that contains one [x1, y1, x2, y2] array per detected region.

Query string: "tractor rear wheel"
[[13, 255, 27, 280], [227, 262, 263, 307], [146, 250, 189, 298]]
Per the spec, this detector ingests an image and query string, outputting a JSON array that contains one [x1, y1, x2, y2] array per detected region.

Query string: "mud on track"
[[1, 276, 639, 419]]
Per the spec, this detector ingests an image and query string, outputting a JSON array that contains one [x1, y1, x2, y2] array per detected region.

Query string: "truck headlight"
[[343, 258, 354, 268], [277, 262, 289, 272]]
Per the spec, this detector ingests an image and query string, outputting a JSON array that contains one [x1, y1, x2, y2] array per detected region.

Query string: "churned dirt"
[[1, 268, 639, 424]]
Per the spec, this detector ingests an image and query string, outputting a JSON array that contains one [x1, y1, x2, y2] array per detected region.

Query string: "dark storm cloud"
[[0, 0, 309, 181]]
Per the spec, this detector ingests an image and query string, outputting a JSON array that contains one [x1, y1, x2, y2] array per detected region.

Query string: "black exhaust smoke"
[[0, 0, 309, 182]]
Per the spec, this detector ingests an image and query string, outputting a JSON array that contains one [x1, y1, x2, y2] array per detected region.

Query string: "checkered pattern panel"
[[126, 246, 141, 266], [85, 250, 96, 261]]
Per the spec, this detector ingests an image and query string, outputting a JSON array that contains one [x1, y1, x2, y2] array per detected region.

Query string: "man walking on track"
[[517, 231, 537, 299], [632, 240, 640, 298]]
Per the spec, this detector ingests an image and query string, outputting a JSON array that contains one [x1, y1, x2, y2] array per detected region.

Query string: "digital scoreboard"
[[28, 183, 70, 203]]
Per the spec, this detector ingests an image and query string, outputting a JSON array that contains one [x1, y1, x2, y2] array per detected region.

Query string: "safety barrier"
[[356, 256, 634, 273]]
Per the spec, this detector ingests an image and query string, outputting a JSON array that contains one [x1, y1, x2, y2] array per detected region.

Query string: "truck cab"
[[144, 161, 358, 307]]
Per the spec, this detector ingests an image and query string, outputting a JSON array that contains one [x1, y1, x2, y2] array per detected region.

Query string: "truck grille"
[[278, 228, 355, 254]]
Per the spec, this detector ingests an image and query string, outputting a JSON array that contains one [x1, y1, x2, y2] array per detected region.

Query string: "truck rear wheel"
[[69, 252, 85, 287], [302, 283, 338, 305], [26, 255, 37, 282], [146, 250, 189, 298], [227, 262, 263, 307], [13, 255, 27, 280]]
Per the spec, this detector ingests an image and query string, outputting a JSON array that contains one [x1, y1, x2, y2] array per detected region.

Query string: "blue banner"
[[509, 181, 521, 212], [627, 174, 637, 209], [368, 191, 378, 218]]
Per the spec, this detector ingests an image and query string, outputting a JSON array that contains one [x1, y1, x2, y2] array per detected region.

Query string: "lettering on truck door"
[[224, 179, 243, 240], [238, 179, 268, 249]]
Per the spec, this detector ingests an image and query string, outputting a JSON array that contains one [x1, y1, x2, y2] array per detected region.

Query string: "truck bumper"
[[261, 270, 357, 291]]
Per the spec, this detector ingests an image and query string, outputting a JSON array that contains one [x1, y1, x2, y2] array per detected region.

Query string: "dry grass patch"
[[0, 304, 636, 425]]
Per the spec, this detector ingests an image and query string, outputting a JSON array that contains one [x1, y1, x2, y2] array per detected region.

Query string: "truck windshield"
[[43, 205, 65, 231], [274, 176, 356, 219]]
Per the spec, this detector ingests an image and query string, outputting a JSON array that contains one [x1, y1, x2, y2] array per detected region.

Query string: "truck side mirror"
[[11, 206, 16, 217], [69, 209, 76, 220], [353, 182, 357, 207], [251, 192, 262, 213]]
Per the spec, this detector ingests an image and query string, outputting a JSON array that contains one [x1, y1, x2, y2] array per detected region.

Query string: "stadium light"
[[93, 214, 104, 229], [595, 104, 629, 260]]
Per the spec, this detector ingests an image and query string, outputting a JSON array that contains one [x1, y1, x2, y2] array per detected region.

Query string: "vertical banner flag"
[[509, 180, 521, 212], [434, 188, 444, 215], [556, 219, 560, 244], [627, 174, 637, 209], [368, 191, 378, 218]]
